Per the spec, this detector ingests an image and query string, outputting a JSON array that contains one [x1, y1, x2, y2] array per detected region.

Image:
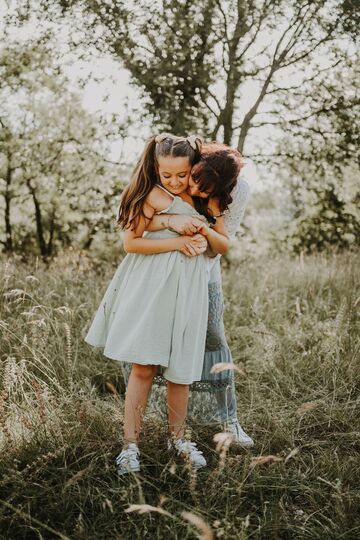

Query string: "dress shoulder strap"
[[154, 183, 176, 199]]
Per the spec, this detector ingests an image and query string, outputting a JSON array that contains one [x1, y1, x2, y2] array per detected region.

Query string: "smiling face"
[[157, 155, 192, 194], [187, 173, 213, 199]]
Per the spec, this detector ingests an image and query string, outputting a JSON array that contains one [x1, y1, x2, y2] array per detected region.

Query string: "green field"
[[0, 249, 359, 539]]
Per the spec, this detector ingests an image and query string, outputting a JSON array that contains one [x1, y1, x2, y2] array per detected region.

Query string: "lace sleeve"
[[224, 176, 250, 240]]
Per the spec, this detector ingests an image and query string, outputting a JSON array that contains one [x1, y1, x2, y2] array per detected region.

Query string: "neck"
[[178, 190, 195, 207]]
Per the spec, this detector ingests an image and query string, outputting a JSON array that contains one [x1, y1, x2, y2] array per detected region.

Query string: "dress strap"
[[155, 183, 176, 199]]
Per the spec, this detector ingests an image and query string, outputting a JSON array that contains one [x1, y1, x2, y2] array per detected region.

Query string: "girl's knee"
[[132, 364, 157, 380]]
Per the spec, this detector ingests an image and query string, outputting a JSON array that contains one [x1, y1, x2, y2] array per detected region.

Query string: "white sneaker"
[[115, 443, 140, 476], [223, 420, 254, 447], [168, 438, 207, 469]]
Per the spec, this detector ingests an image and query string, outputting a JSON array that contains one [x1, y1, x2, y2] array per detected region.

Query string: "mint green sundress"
[[84, 185, 209, 385]]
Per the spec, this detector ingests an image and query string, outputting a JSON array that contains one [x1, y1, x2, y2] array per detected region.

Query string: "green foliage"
[[274, 56, 360, 254], [2, 1, 359, 257], [286, 185, 360, 253], [11, 0, 358, 152], [115, 0, 218, 135], [0, 37, 124, 258]]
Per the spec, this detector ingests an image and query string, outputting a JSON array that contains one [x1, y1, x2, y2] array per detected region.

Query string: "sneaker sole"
[[233, 439, 254, 448], [116, 465, 141, 476]]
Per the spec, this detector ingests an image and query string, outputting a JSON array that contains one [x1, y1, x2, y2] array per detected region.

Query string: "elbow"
[[219, 241, 230, 255], [123, 239, 134, 253]]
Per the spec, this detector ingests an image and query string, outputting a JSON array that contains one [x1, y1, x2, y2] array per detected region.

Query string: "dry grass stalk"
[[31, 379, 47, 425], [22, 447, 65, 479], [65, 466, 91, 487], [284, 447, 300, 464], [0, 357, 18, 445], [210, 362, 245, 375], [212, 432, 233, 476], [181, 511, 214, 540], [105, 381, 121, 402], [63, 322, 72, 366], [124, 504, 172, 517], [296, 402, 321, 415], [249, 455, 283, 469], [181, 427, 199, 498]]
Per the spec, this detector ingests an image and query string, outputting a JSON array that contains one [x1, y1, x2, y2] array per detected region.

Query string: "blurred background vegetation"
[[0, 0, 359, 260]]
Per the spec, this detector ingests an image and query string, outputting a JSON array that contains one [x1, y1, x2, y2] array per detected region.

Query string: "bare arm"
[[198, 217, 230, 256], [145, 214, 173, 232], [124, 193, 208, 257], [146, 213, 206, 235], [124, 234, 187, 255], [204, 177, 250, 257], [194, 198, 230, 256], [123, 201, 195, 255], [145, 211, 228, 256]]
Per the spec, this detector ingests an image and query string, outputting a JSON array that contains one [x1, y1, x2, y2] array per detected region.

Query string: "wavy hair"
[[116, 133, 202, 230], [191, 142, 243, 220]]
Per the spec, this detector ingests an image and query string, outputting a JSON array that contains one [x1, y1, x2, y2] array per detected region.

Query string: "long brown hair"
[[191, 142, 243, 221], [116, 133, 202, 230]]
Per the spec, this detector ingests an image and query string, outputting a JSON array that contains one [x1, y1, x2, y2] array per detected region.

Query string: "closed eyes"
[[163, 174, 187, 178]]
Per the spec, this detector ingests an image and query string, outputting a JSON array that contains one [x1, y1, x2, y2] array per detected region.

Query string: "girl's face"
[[187, 173, 213, 199], [157, 156, 192, 195]]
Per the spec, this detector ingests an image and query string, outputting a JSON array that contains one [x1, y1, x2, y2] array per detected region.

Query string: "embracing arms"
[[146, 177, 251, 256], [197, 199, 229, 256], [146, 204, 230, 257], [122, 191, 207, 256]]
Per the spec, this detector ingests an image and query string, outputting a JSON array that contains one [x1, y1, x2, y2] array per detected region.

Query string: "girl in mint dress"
[[85, 184, 209, 383], [84, 133, 230, 475]]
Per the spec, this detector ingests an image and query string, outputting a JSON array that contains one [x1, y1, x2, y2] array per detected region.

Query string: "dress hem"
[[86, 341, 203, 384], [85, 340, 171, 367]]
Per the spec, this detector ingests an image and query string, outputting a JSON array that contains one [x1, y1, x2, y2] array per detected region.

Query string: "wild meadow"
[[1, 0, 359, 537], [0, 248, 359, 539]]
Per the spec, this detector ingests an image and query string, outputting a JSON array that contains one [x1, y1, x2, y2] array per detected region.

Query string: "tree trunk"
[[45, 210, 56, 257], [222, 78, 237, 145], [212, 0, 248, 144], [82, 224, 98, 250], [237, 68, 275, 153], [26, 178, 48, 258], [3, 156, 13, 252]]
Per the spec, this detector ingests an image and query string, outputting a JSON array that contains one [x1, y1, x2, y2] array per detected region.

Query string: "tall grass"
[[0, 248, 359, 539]]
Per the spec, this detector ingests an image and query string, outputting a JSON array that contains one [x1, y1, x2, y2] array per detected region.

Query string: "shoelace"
[[231, 422, 241, 438], [115, 446, 139, 466], [174, 440, 204, 457], [226, 421, 253, 443]]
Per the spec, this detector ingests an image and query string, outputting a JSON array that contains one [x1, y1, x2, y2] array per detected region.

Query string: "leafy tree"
[[0, 38, 123, 257], [276, 59, 360, 253], [286, 184, 360, 253], [8, 0, 359, 154]]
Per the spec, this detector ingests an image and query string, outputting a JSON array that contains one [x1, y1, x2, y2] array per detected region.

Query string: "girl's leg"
[[123, 363, 157, 444], [215, 376, 238, 423], [206, 280, 253, 445], [167, 381, 207, 468], [205, 278, 238, 422], [167, 381, 189, 439]]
